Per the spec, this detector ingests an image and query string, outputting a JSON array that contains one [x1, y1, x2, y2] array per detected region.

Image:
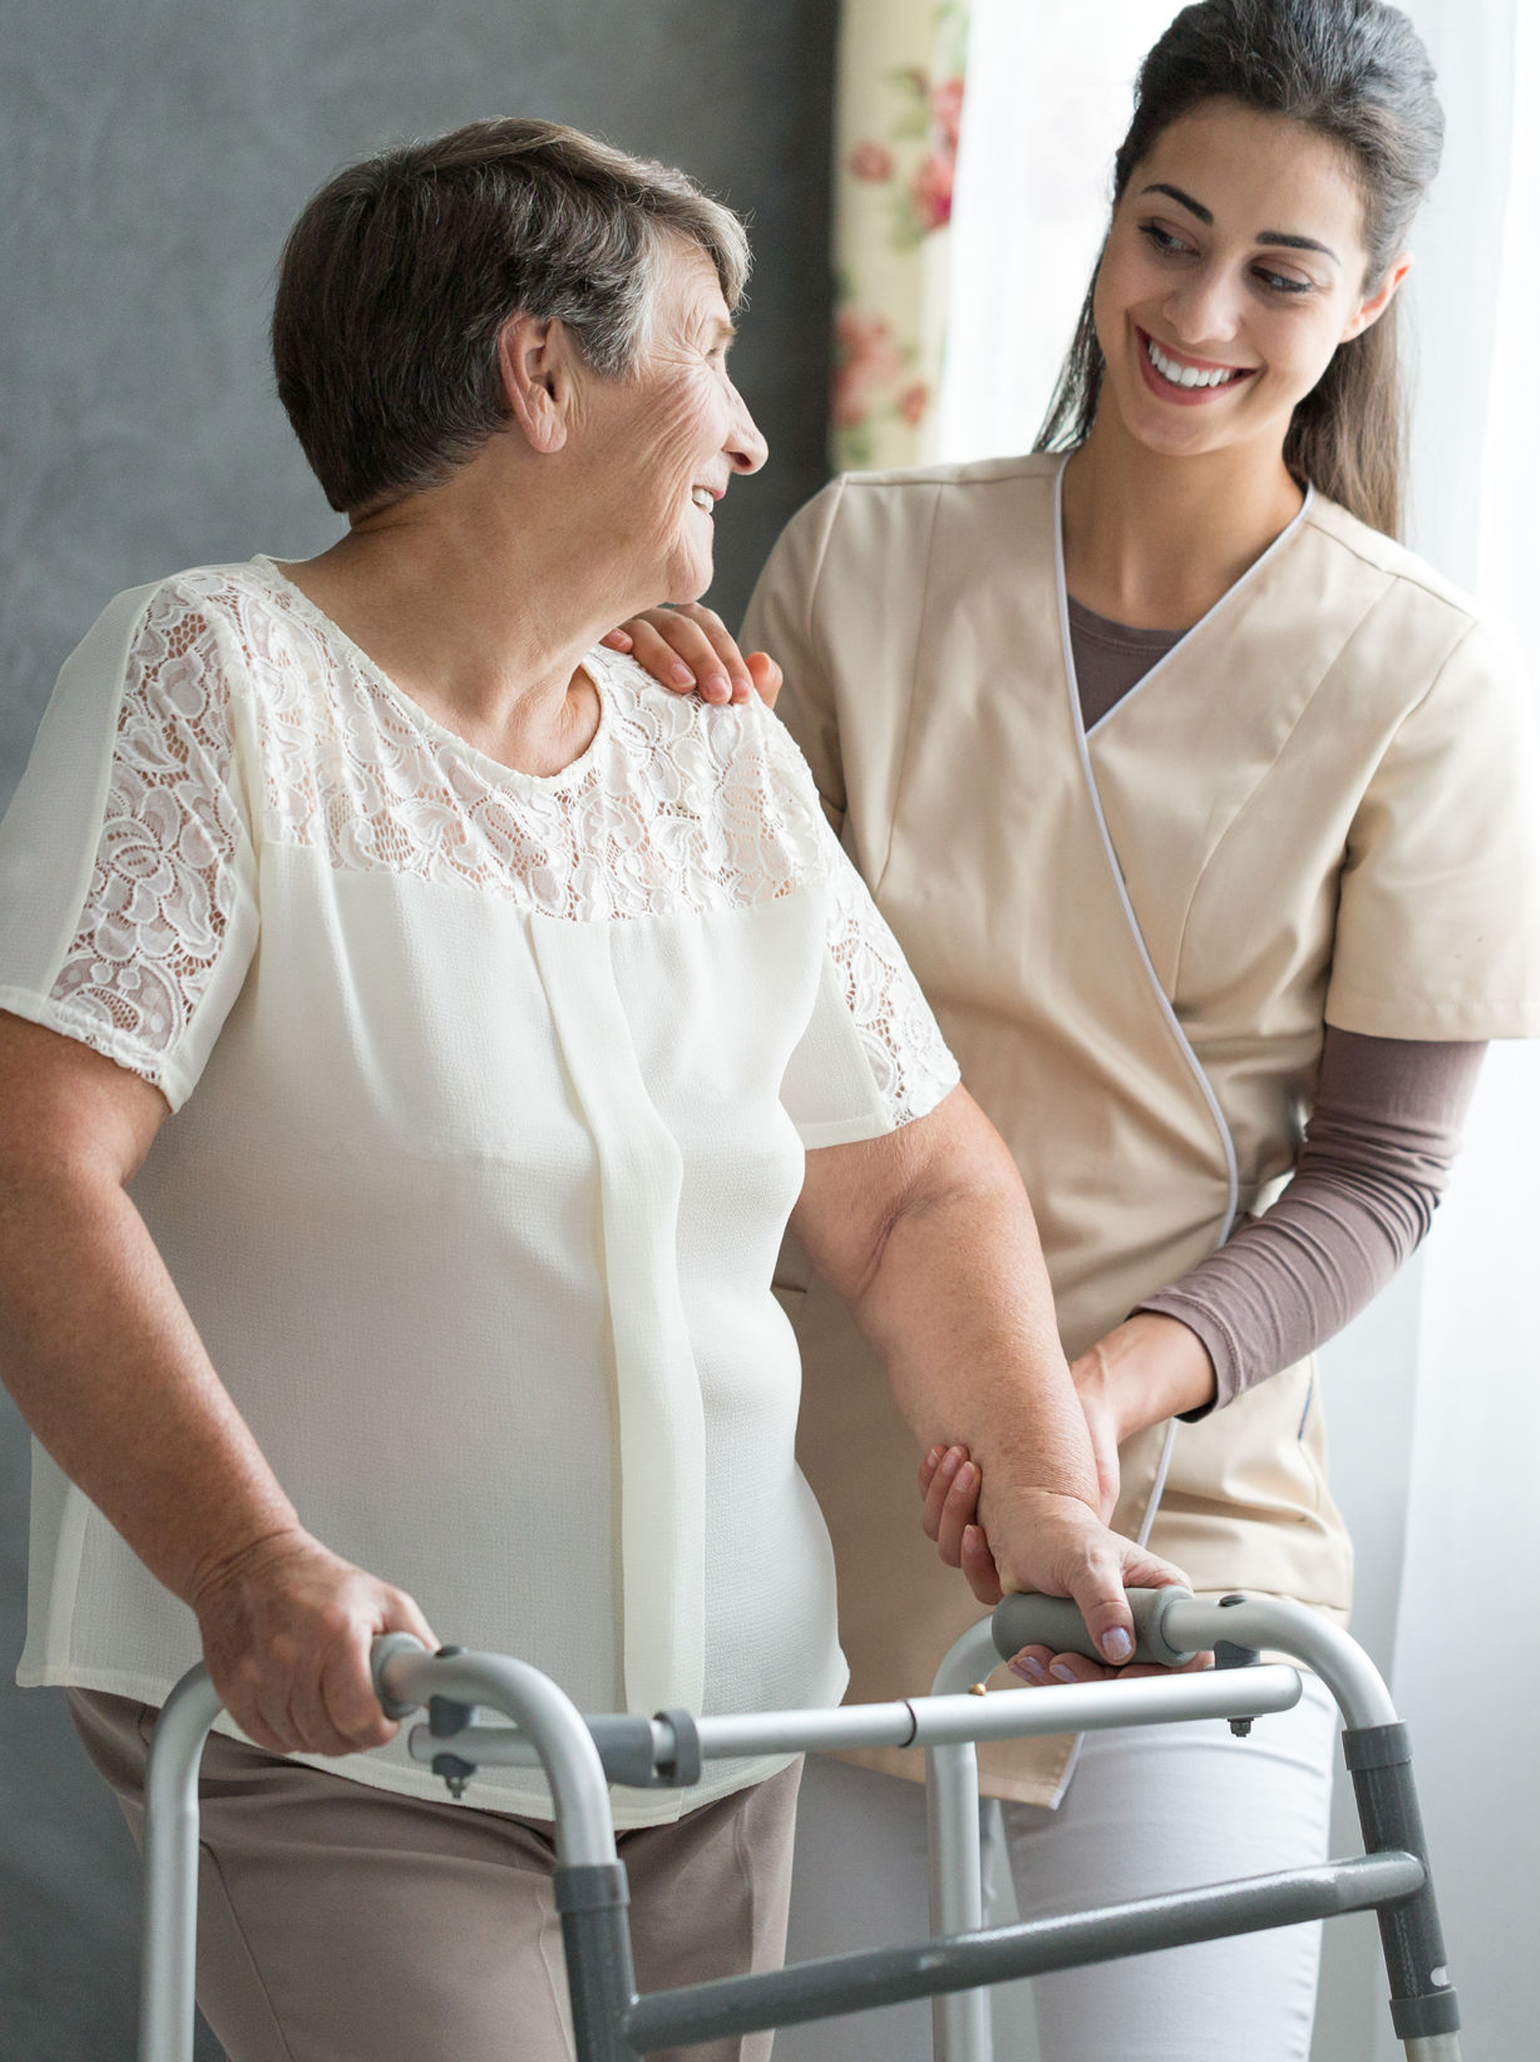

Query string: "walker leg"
[[926, 1741, 991, 2062], [1341, 1722, 1461, 2058], [558, 1862, 639, 2062], [138, 1668, 225, 2062]]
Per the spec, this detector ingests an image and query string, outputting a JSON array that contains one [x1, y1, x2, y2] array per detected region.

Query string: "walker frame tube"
[[135, 1592, 1462, 2062]]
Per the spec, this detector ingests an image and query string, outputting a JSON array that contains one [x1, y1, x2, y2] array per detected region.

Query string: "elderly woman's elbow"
[[0, 1011, 167, 1195], [794, 1087, 1007, 1303]]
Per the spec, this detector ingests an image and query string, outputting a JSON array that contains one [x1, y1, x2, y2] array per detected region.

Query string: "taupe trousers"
[[71, 1690, 801, 2062]]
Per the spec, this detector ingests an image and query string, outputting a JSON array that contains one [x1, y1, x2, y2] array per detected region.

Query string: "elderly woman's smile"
[[573, 236, 767, 611]]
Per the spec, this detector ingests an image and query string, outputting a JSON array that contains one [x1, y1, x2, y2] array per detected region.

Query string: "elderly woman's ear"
[[496, 313, 576, 455]]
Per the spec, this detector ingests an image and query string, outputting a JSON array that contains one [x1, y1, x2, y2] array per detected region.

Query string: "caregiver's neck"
[[1060, 411, 1305, 633]]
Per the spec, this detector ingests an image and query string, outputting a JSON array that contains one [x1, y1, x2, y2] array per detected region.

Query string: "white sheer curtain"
[[938, 0, 1185, 459], [937, 4, 1538, 2056], [1382, 5, 1537, 2059]]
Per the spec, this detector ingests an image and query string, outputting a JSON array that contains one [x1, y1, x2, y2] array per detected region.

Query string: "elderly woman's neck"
[[281, 480, 640, 778]]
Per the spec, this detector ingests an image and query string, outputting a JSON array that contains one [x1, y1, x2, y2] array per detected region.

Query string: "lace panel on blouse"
[[50, 568, 956, 1122], [48, 592, 250, 1066]]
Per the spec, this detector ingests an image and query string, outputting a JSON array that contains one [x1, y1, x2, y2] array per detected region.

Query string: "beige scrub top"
[[742, 452, 1540, 1804]]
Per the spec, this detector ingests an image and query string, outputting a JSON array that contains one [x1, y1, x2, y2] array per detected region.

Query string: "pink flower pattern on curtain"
[[831, 1, 970, 470]]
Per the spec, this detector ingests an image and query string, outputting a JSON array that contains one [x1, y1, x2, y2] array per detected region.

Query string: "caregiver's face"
[[603, 238, 768, 604], [1093, 98, 1400, 463]]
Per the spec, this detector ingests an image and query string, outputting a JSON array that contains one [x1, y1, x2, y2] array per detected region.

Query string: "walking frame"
[[137, 1587, 1463, 2060]]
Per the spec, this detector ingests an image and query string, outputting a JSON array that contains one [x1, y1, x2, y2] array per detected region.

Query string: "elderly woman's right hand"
[[602, 604, 783, 708], [191, 1526, 437, 1758]]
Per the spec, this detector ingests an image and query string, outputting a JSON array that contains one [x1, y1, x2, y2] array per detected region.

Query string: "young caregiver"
[[609, 1, 1540, 2055]]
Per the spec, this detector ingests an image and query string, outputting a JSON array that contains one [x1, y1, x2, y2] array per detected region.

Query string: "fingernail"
[[956, 1462, 976, 1488], [941, 1448, 961, 1477], [670, 663, 695, 688], [1009, 1656, 1048, 1684], [926, 1446, 943, 1466], [1102, 1628, 1133, 1663], [705, 669, 731, 701], [602, 630, 632, 649], [1049, 1663, 1078, 1684], [731, 670, 753, 695]]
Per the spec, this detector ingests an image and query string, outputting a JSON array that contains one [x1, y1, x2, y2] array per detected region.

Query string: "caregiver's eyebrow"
[[1141, 182, 1339, 262], [1142, 182, 1214, 225]]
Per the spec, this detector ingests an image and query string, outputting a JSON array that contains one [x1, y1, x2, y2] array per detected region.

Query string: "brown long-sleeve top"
[[1067, 595, 1487, 1408]]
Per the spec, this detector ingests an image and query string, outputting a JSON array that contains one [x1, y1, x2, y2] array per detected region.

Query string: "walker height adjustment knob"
[[1214, 1596, 1263, 1736]]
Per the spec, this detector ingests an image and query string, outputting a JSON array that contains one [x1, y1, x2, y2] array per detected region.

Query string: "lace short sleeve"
[[0, 580, 259, 1108], [768, 723, 959, 1147]]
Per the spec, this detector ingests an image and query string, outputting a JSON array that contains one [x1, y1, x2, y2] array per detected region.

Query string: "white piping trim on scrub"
[[1052, 455, 1244, 1561], [1138, 1422, 1178, 1551], [1080, 475, 1316, 740], [1053, 453, 1243, 1253]]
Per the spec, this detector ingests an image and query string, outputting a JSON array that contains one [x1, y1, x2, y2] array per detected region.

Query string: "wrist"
[[1074, 1313, 1216, 1439], [185, 1516, 311, 1615]]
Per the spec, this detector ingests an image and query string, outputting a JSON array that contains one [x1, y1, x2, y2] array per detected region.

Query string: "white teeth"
[[1145, 336, 1242, 389], [691, 486, 714, 511]]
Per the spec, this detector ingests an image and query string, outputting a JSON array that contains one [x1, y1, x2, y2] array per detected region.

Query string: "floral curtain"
[[830, 0, 971, 471]]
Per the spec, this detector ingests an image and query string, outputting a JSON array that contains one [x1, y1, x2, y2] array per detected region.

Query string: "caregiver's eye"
[[1141, 220, 1195, 258]]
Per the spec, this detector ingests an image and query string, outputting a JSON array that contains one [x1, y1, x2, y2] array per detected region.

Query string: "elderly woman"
[[0, 120, 1173, 2061]]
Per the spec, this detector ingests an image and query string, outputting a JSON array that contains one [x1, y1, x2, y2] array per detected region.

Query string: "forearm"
[[1136, 1031, 1485, 1413], [840, 1172, 1099, 1523], [0, 1162, 301, 1606]]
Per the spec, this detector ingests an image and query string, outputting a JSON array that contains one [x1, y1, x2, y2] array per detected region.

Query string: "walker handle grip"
[[991, 1586, 1200, 1669]]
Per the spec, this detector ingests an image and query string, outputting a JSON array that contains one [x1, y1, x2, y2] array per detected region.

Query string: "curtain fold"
[[829, 0, 970, 471]]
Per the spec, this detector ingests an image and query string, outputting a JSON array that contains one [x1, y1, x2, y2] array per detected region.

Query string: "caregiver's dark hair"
[[1035, 0, 1443, 538], [273, 117, 750, 515]]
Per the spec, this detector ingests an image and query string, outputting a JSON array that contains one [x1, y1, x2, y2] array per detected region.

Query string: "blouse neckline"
[[248, 554, 615, 795]]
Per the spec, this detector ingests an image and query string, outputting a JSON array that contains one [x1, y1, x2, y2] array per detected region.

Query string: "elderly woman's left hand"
[[602, 604, 783, 708]]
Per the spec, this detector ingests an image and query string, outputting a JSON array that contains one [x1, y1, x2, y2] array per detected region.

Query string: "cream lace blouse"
[[0, 561, 959, 1822]]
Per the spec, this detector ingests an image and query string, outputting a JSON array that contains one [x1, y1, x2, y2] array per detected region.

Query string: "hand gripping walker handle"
[[991, 1586, 1202, 1668], [371, 1631, 433, 1719]]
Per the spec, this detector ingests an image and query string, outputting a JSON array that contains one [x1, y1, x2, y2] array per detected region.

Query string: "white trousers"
[[776, 1671, 1338, 2062]]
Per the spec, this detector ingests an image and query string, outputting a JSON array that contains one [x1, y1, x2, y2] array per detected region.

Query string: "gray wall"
[[0, 4, 836, 2054]]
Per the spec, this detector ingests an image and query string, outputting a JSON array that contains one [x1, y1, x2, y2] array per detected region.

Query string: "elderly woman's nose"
[[727, 386, 769, 474]]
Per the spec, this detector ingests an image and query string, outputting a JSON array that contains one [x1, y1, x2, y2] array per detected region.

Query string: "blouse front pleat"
[[529, 912, 706, 1724]]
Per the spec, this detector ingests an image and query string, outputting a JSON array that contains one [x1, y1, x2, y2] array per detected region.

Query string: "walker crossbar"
[[620, 1850, 1425, 2051], [136, 1591, 1463, 2062], [408, 1663, 1305, 1773]]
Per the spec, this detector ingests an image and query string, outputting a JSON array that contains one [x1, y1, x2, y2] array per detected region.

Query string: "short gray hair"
[[272, 117, 752, 513]]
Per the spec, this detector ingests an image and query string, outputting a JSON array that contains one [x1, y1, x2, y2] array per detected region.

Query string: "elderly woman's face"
[[589, 239, 768, 605]]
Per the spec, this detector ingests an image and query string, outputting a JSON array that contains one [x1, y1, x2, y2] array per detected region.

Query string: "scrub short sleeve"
[[780, 806, 959, 1150], [741, 479, 849, 835], [0, 579, 260, 1108], [1325, 614, 1540, 1040]]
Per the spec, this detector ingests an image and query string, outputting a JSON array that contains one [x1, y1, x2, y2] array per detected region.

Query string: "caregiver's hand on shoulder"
[[918, 1446, 1191, 1676], [190, 1526, 437, 1758], [602, 604, 783, 708]]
